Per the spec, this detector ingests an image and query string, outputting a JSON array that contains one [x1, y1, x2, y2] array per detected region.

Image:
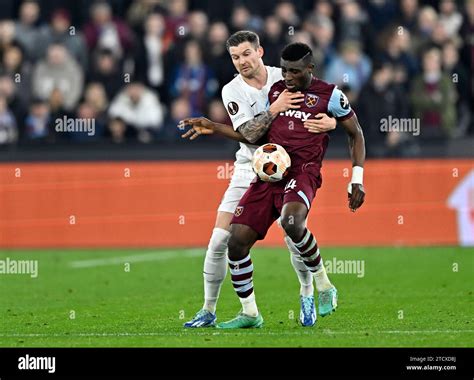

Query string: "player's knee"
[[281, 215, 305, 242], [207, 228, 230, 255], [227, 234, 247, 261]]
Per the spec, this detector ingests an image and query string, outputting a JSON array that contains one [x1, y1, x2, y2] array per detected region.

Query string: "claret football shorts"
[[231, 170, 322, 239]]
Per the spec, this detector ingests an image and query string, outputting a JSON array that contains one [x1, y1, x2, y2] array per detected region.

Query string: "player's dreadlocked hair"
[[281, 43, 313, 64], [226, 30, 260, 52]]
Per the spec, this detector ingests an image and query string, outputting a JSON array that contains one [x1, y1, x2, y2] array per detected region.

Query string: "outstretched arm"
[[179, 117, 249, 143], [180, 90, 308, 143], [339, 114, 366, 212]]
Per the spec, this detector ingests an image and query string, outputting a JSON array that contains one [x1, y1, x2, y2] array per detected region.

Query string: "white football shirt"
[[221, 66, 283, 171]]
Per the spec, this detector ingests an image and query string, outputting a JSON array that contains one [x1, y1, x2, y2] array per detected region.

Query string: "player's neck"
[[242, 64, 268, 90], [300, 74, 314, 91]]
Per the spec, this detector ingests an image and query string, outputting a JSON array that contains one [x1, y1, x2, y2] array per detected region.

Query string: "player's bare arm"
[[179, 117, 249, 142], [338, 114, 366, 212], [179, 89, 334, 143], [238, 109, 336, 141], [237, 89, 306, 143]]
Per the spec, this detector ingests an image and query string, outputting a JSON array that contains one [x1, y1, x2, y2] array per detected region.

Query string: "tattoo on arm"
[[237, 111, 276, 144]]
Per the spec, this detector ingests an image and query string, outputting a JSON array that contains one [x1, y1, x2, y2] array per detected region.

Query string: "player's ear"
[[258, 46, 264, 58]]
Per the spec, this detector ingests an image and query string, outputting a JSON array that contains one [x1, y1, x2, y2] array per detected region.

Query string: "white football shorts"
[[217, 168, 256, 214]]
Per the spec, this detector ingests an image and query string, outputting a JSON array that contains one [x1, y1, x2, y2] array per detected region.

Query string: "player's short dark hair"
[[281, 43, 313, 64], [226, 31, 260, 51]]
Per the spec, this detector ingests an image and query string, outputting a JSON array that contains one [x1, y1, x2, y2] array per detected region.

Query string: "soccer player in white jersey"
[[183, 31, 336, 328]]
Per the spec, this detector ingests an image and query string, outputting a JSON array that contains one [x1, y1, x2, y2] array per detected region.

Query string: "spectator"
[[71, 102, 105, 141], [207, 98, 231, 126], [442, 39, 471, 136], [410, 47, 456, 138], [82, 1, 134, 59], [164, 10, 210, 91], [126, 0, 164, 35], [274, 1, 300, 30], [1, 44, 32, 105], [0, 20, 16, 55], [23, 98, 52, 142], [187, 11, 209, 44], [324, 40, 372, 96], [163, 0, 189, 44], [206, 22, 235, 92], [14, 0, 42, 62], [32, 43, 84, 111], [108, 117, 126, 144], [230, 5, 262, 33], [164, 96, 192, 141], [366, 0, 398, 33], [48, 87, 70, 130], [460, 0, 474, 125], [413, 6, 438, 53], [313, 0, 334, 19], [304, 14, 336, 71], [378, 26, 418, 87], [438, 0, 463, 38], [288, 31, 314, 51], [260, 16, 285, 67], [357, 62, 411, 157], [84, 82, 109, 123], [134, 12, 167, 99], [397, 0, 420, 32], [432, 21, 450, 47], [0, 95, 18, 145], [169, 39, 218, 116], [0, 74, 27, 135], [38, 9, 88, 69], [108, 81, 164, 143], [337, 0, 374, 55], [87, 48, 123, 100]]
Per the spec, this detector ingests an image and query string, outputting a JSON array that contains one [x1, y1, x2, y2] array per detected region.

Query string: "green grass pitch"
[[0, 247, 473, 347]]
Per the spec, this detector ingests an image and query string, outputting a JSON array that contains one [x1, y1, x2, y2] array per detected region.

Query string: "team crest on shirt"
[[305, 93, 319, 108], [234, 206, 244, 217], [272, 91, 280, 98], [227, 101, 239, 115]]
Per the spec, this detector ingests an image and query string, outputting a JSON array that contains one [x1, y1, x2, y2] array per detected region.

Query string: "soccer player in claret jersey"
[[180, 31, 336, 328], [182, 42, 366, 328]]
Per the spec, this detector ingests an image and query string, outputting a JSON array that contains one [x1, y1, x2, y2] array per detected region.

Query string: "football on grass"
[[252, 143, 291, 182]]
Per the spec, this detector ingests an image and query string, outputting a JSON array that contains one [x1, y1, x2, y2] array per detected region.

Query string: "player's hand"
[[303, 114, 336, 133], [348, 183, 365, 212], [178, 117, 215, 140], [269, 89, 305, 114]]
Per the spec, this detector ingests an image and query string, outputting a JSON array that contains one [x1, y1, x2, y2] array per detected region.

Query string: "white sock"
[[240, 292, 259, 317], [314, 260, 333, 292], [202, 228, 230, 313], [285, 236, 314, 297]]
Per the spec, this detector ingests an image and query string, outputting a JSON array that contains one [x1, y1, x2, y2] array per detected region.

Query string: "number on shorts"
[[285, 179, 297, 191]]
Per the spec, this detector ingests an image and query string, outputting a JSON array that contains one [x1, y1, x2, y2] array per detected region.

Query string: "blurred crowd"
[[0, 0, 472, 156]]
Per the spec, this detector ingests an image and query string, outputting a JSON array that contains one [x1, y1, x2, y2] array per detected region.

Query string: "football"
[[252, 143, 291, 182]]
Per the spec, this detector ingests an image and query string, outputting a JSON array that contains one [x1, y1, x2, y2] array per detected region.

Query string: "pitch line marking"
[[68, 249, 203, 268], [2, 330, 474, 338]]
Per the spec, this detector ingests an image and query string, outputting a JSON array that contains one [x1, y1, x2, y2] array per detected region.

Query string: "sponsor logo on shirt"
[[279, 110, 312, 122]]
